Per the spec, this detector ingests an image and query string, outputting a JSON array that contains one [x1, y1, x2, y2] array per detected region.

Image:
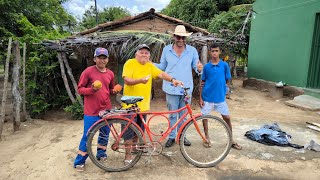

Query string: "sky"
[[63, 0, 171, 20]]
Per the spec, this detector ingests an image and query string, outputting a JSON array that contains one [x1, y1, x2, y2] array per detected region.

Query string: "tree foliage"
[[81, 6, 131, 29], [0, 0, 75, 117], [210, 4, 253, 64], [0, 0, 75, 37], [208, 4, 252, 36], [161, 0, 255, 28]]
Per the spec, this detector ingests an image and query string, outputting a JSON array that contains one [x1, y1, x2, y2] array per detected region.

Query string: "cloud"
[[63, 0, 170, 19], [131, 0, 170, 12], [63, 0, 95, 20]]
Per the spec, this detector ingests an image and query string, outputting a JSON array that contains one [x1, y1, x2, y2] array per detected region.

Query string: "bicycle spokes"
[[86, 119, 144, 172], [179, 115, 232, 168]]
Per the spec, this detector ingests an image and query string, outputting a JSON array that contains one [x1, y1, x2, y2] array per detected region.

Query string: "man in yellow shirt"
[[122, 44, 183, 164]]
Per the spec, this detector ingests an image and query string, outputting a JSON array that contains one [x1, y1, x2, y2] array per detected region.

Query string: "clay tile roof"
[[78, 8, 210, 36]]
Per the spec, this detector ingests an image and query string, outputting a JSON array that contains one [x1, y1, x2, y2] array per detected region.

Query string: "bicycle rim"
[[180, 115, 232, 167], [87, 119, 143, 172]]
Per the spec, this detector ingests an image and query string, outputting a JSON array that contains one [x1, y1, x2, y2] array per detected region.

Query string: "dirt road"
[[0, 79, 319, 180]]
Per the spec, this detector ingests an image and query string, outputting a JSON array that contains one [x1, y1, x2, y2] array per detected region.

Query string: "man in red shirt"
[[74, 47, 118, 171]]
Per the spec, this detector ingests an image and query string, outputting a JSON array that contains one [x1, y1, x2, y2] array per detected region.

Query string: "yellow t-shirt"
[[122, 58, 162, 111]]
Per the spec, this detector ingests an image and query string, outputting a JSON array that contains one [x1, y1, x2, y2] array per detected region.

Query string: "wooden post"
[[0, 37, 12, 140], [196, 45, 208, 97], [22, 43, 28, 121], [12, 41, 22, 132], [57, 51, 76, 103], [61, 52, 83, 106], [201, 45, 208, 65]]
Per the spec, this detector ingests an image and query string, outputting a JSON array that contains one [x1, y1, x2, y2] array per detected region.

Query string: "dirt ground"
[[0, 79, 320, 180]]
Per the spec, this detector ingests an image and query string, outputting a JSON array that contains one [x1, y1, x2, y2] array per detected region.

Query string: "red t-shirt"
[[78, 66, 115, 116]]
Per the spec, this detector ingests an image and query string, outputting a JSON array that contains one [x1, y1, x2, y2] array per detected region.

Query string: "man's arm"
[[191, 47, 202, 74], [78, 70, 95, 95], [158, 72, 183, 86], [124, 76, 148, 85], [199, 67, 206, 108], [199, 80, 205, 108], [225, 63, 232, 93]]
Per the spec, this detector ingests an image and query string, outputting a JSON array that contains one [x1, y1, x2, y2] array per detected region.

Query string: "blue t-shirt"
[[201, 60, 231, 103]]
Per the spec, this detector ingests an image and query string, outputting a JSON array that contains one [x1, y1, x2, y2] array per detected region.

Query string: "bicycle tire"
[[179, 115, 232, 168], [87, 119, 143, 172]]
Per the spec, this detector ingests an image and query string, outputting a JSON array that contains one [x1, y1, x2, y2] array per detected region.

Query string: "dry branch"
[[61, 52, 83, 106], [0, 37, 12, 140], [57, 52, 76, 103]]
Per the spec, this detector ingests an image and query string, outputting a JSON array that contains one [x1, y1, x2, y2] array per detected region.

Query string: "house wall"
[[109, 17, 189, 34], [248, 0, 320, 87]]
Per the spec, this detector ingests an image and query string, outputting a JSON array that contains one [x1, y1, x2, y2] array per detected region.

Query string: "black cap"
[[137, 44, 150, 51]]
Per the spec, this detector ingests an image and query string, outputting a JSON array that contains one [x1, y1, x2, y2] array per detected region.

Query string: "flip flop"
[[203, 139, 212, 148], [75, 164, 85, 172], [124, 159, 133, 166], [231, 142, 242, 150], [98, 156, 107, 162]]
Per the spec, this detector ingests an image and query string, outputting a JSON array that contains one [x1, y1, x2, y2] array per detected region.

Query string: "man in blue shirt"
[[199, 43, 242, 150], [155, 25, 203, 147]]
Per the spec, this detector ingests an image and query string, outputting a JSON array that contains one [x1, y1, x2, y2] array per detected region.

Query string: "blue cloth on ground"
[[245, 123, 303, 149]]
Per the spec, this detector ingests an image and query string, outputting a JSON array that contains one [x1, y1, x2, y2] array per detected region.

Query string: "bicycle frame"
[[87, 103, 206, 146]]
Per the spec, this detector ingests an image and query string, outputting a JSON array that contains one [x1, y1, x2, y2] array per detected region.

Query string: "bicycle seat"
[[121, 96, 144, 105]]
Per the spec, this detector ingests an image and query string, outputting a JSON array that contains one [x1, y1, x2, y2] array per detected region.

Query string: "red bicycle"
[[86, 86, 232, 172]]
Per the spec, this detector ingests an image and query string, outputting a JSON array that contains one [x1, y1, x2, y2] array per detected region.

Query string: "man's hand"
[[92, 84, 101, 92], [92, 86, 101, 91], [92, 80, 102, 91], [197, 61, 203, 72], [172, 79, 184, 87], [112, 84, 123, 94], [199, 98, 204, 108], [226, 86, 231, 99], [139, 75, 150, 84]]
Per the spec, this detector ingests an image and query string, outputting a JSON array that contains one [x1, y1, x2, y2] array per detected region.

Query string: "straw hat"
[[173, 25, 192, 37]]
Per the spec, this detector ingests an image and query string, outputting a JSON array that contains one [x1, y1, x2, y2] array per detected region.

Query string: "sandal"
[[75, 164, 85, 172], [203, 141, 212, 148], [124, 159, 132, 166], [231, 142, 242, 150], [98, 156, 107, 162], [203, 138, 212, 148]]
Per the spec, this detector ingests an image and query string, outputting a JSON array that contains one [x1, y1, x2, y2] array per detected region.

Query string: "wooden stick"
[[307, 125, 320, 132], [12, 41, 22, 132], [0, 37, 12, 140], [61, 52, 83, 106], [306, 122, 320, 128], [22, 43, 28, 121], [57, 52, 76, 103]]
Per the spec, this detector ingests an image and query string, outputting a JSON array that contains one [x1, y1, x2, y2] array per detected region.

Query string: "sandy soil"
[[0, 79, 319, 180]]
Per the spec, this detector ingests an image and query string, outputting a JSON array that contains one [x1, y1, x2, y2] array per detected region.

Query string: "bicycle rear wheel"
[[87, 119, 143, 172], [180, 115, 232, 168]]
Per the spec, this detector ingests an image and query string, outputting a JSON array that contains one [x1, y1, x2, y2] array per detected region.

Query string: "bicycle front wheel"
[[180, 115, 232, 168], [87, 119, 143, 172]]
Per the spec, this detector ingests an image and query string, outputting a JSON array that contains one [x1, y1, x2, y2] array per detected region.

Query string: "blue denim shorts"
[[201, 101, 229, 116]]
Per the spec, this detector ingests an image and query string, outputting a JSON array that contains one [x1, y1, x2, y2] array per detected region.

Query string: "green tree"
[[0, 0, 76, 117], [161, 0, 255, 28], [0, 0, 75, 37], [81, 6, 131, 29], [208, 4, 253, 66], [208, 4, 252, 35]]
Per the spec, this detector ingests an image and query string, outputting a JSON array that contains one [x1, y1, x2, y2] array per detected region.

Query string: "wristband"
[[170, 78, 176, 82]]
